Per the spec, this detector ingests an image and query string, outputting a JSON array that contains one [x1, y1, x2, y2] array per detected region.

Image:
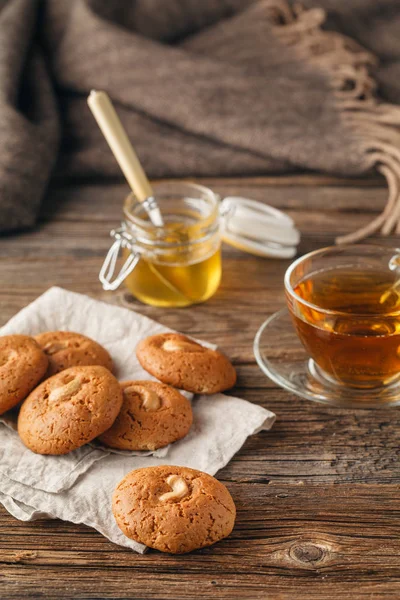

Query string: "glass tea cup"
[[284, 244, 400, 390]]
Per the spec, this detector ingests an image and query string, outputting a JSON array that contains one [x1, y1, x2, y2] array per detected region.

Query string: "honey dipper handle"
[[87, 90, 163, 226]]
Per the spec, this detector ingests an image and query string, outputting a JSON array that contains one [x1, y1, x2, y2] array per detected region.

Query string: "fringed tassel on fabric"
[[265, 0, 400, 244]]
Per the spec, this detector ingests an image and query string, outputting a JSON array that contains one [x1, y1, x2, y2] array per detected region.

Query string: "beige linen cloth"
[[0, 287, 275, 552]]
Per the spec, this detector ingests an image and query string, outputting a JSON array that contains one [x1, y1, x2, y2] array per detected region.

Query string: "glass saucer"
[[254, 308, 400, 408]]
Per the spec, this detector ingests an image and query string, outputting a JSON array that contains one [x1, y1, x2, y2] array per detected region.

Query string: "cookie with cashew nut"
[[113, 465, 236, 553], [98, 380, 193, 451], [136, 333, 236, 394], [34, 331, 113, 377], [0, 335, 48, 415], [18, 365, 123, 455]]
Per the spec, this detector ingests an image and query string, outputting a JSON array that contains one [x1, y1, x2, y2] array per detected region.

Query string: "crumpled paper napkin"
[[0, 287, 275, 552]]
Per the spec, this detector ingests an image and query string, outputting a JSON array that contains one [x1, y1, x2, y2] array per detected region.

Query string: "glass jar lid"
[[220, 196, 300, 259]]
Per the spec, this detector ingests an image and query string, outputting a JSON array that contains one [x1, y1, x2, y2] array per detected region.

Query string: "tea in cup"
[[285, 245, 400, 389]]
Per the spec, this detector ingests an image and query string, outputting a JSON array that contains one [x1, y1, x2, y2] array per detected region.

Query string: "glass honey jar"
[[100, 182, 222, 307], [100, 182, 300, 307]]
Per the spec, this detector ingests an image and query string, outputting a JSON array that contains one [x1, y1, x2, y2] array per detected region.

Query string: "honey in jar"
[[124, 242, 221, 307], [104, 182, 222, 307]]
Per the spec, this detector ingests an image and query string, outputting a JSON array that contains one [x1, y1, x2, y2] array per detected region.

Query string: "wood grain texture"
[[1, 175, 399, 600]]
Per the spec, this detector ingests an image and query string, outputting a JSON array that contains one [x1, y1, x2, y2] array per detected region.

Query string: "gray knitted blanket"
[[1, 0, 400, 243]]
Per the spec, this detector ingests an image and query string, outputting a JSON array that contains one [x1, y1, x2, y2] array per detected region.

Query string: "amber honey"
[[124, 245, 221, 307], [290, 268, 400, 388], [116, 182, 222, 307]]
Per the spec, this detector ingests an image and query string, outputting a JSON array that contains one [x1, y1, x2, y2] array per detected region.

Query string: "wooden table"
[[1, 175, 399, 600]]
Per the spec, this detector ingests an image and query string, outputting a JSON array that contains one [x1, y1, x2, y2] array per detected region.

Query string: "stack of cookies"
[[0, 329, 238, 553]]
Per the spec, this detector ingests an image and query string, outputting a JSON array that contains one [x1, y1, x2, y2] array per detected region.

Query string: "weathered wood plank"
[[1, 485, 400, 599], [1, 176, 400, 599], [0, 212, 392, 258], [40, 180, 387, 224]]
